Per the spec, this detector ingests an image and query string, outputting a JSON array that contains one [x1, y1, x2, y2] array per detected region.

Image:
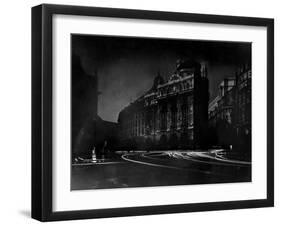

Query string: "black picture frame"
[[32, 4, 274, 222]]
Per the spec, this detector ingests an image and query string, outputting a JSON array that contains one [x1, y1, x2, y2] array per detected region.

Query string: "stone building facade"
[[236, 65, 251, 133], [208, 64, 251, 152], [208, 78, 236, 146], [117, 59, 209, 150], [235, 64, 251, 154], [208, 78, 236, 127]]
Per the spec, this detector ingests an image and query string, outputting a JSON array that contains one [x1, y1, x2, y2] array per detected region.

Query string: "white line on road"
[[121, 153, 215, 175]]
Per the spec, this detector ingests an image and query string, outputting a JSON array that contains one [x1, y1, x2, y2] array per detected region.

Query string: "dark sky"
[[72, 35, 251, 122]]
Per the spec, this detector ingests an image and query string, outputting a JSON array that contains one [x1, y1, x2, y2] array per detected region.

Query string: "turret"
[[151, 71, 165, 90]]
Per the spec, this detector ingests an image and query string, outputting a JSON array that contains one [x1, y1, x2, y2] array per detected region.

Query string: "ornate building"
[[117, 59, 209, 150], [208, 78, 236, 146], [235, 64, 251, 133], [208, 78, 236, 127], [208, 64, 251, 154], [235, 64, 251, 155]]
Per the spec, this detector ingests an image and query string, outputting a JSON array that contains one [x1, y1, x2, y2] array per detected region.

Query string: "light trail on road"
[[121, 150, 251, 172], [121, 151, 237, 176], [72, 150, 252, 190]]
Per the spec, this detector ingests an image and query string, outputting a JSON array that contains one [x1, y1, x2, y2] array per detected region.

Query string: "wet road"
[[71, 150, 251, 190]]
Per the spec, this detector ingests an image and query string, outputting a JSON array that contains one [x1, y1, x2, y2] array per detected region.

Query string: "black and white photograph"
[[71, 35, 252, 190], [30, 3, 274, 222]]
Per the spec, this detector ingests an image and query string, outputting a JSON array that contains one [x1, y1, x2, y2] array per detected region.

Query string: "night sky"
[[72, 35, 251, 122]]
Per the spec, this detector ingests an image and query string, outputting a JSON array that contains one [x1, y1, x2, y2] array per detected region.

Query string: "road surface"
[[71, 150, 251, 190]]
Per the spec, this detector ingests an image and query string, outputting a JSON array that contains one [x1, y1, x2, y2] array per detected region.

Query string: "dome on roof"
[[151, 73, 165, 90], [176, 59, 201, 71], [169, 73, 180, 81]]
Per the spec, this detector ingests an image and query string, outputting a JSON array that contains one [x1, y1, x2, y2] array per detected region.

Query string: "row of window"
[[123, 110, 194, 137], [158, 80, 194, 97]]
